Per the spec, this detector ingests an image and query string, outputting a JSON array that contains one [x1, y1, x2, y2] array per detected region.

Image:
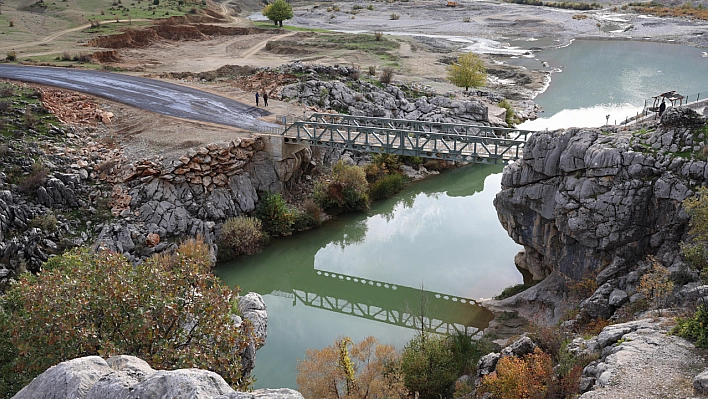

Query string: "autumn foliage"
[[296, 336, 407, 399], [477, 348, 554, 399], [0, 238, 252, 396]]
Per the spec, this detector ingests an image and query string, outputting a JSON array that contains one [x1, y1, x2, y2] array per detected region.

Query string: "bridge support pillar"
[[261, 135, 308, 162]]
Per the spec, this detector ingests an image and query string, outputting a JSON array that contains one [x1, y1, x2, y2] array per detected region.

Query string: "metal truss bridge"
[[280, 113, 534, 164]]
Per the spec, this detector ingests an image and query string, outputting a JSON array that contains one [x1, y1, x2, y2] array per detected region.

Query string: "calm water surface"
[[217, 39, 708, 390], [216, 164, 523, 389], [515, 40, 708, 129]]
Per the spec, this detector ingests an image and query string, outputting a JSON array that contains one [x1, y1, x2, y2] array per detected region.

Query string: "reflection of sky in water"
[[315, 173, 522, 300], [509, 40, 708, 126]]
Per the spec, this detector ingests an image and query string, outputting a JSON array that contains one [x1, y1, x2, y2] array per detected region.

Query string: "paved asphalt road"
[[0, 64, 276, 130]]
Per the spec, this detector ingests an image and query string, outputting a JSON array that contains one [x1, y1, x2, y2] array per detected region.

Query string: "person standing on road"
[[255, 91, 260, 106], [263, 91, 269, 107]]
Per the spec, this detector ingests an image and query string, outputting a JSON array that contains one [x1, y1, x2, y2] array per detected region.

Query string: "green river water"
[[216, 164, 523, 388], [217, 39, 708, 389]]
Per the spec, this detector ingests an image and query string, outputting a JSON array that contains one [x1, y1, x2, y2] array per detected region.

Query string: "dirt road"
[[0, 64, 276, 131]]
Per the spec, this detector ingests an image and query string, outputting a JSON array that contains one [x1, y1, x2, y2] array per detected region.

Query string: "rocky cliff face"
[[94, 136, 315, 263], [494, 108, 707, 317]]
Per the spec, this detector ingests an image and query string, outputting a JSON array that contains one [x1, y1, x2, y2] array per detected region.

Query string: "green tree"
[[0, 238, 252, 397], [446, 52, 487, 91], [399, 333, 458, 399], [262, 0, 293, 27]]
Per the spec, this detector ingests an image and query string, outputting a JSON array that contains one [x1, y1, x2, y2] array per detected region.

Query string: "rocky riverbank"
[[485, 106, 708, 396]]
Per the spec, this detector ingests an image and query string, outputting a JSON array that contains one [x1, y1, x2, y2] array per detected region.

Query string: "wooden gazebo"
[[649, 91, 685, 112]]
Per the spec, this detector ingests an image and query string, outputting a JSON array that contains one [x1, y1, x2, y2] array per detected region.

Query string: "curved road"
[[0, 64, 275, 130]]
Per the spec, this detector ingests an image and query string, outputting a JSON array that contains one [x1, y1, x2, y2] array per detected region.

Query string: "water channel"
[[216, 164, 522, 389], [216, 39, 708, 390]]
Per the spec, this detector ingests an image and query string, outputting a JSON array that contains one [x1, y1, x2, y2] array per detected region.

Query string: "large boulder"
[[12, 355, 304, 399]]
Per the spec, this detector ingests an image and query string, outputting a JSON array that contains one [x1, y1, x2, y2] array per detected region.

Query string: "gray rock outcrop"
[[93, 137, 315, 262], [694, 369, 708, 396], [12, 355, 304, 399], [280, 63, 491, 126], [235, 292, 268, 377], [495, 109, 708, 284], [577, 318, 704, 397]]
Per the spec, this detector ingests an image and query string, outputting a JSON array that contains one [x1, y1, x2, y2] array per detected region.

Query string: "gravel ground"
[[288, 0, 708, 51]]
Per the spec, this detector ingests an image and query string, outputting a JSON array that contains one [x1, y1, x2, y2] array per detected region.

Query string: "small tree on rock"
[[262, 0, 293, 27], [446, 52, 487, 91]]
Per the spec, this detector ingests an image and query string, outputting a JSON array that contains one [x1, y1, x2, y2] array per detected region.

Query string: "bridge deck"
[[281, 114, 533, 164]]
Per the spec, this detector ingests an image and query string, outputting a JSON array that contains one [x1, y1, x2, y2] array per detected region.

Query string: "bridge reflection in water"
[[271, 268, 493, 336], [217, 163, 520, 388]]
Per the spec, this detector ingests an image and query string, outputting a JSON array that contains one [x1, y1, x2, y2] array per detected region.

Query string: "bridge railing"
[[282, 119, 529, 163], [303, 113, 534, 141]]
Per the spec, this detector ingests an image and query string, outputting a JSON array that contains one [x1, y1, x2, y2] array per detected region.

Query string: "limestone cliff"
[[494, 108, 707, 312]]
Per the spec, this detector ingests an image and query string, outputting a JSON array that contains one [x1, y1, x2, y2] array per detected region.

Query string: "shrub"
[[297, 336, 406, 399], [0, 100, 11, 114], [218, 216, 268, 259], [153, 0, 158, 4], [74, 53, 92, 63], [0, 239, 252, 397], [22, 107, 40, 129], [29, 211, 58, 231], [390, 12, 399, 19], [567, 273, 598, 299], [255, 191, 295, 237], [380, 67, 395, 84], [399, 333, 464, 399], [368, 65, 376, 76], [369, 173, 407, 200], [477, 347, 554, 399], [352, 4, 363, 9], [18, 162, 48, 195], [498, 99, 515, 126], [367, 4, 374, 10], [292, 200, 323, 231], [0, 85, 14, 98], [314, 161, 369, 214], [638, 255, 674, 311], [673, 304, 708, 348], [494, 280, 539, 299], [6, 51, 16, 62], [61, 52, 72, 61], [374, 31, 383, 41]]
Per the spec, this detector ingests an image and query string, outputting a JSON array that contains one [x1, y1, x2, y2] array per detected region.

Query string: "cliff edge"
[[493, 107, 708, 321]]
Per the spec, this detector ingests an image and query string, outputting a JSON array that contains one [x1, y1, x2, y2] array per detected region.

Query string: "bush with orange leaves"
[[296, 336, 407, 399], [477, 346, 585, 399], [477, 347, 554, 399]]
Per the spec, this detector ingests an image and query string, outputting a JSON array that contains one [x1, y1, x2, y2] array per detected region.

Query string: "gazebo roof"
[[653, 91, 685, 101]]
